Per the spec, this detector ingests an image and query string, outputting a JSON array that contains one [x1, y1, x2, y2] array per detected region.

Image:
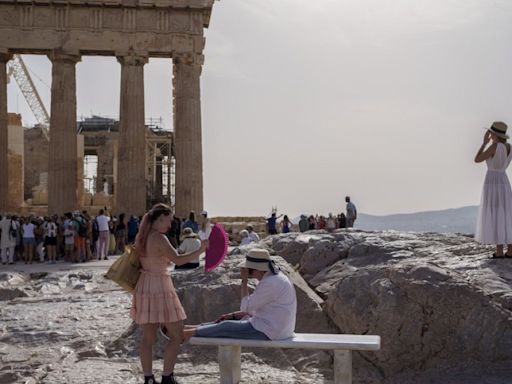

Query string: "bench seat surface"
[[189, 333, 380, 351]]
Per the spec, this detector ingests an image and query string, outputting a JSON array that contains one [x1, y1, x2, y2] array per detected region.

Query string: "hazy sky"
[[7, 0, 512, 217]]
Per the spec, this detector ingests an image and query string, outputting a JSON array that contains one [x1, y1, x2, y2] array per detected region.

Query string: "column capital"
[[48, 50, 81, 64], [173, 52, 204, 67], [116, 51, 149, 66], [0, 48, 12, 63]]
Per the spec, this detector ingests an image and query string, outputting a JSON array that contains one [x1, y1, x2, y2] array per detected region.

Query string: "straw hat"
[[182, 227, 198, 239], [238, 249, 278, 273], [487, 121, 509, 140]]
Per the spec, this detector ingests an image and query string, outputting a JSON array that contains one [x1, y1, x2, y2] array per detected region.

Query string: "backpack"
[[76, 219, 87, 238]]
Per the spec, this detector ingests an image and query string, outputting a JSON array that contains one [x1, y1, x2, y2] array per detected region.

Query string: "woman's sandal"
[[491, 253, 506, 259]]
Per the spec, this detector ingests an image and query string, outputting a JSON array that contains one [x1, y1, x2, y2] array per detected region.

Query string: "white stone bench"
[[189, 333, 381, 384]]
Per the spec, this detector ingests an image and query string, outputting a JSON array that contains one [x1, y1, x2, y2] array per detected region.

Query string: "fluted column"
[[48, 51, 81, 215], [0, 50, 10, 212], [116, 52, 148, 216], [173, 53, 204, 218]]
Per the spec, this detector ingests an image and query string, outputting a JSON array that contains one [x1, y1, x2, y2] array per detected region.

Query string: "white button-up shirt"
[[240, 271, 297, 340]]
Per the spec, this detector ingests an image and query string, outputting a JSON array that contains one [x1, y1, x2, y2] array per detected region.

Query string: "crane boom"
[[7, 54, 50, 140]]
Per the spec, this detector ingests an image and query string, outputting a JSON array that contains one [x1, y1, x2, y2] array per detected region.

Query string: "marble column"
[[116, 53, 147, 216], [47, 51, 81, 215], [0, 51, 10, 212], [173, 53, 204, 218]]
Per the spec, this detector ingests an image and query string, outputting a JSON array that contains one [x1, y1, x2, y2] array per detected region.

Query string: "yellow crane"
[[6, 54, 50, 140]]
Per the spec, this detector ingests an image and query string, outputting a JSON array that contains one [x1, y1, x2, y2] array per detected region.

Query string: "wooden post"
[[218, 345, 241, 384], [334, 350, 352, 384]]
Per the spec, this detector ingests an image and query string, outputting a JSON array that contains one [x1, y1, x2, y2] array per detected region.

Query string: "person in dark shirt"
[[127, 215, 139, 244], [266, 212, 282, 235]]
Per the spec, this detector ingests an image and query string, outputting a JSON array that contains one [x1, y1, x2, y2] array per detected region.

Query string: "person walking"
[[115, 213, 127, 254], [131, 204, 207, 384], [475, 122, 512, 258]]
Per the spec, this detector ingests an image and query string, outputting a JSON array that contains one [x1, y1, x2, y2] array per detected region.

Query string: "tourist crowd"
[[264, 196, 358, 236]]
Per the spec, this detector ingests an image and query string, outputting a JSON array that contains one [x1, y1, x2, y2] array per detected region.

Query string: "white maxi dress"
[[475, 142, 512, 244]]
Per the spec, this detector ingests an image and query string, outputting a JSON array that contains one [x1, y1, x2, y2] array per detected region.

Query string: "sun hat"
[[200, 210, 208, 217], [238, 249, 279, 274], [182, 227, 198, 239], [487, 121, 509, 140]]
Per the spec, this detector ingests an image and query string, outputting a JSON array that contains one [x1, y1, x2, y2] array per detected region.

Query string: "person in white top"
[[198, 210, 212, 241], [183, 249, 297, 341], [96, 209, 111, 260], [44, 216, 58, 264], [239, 230, 252, 246], [22, 218, 36, 264], [475, 121, 512, 258], [175, 227, 202, 270], [246, 226, 260, 243], [0, 215, 19, 265]]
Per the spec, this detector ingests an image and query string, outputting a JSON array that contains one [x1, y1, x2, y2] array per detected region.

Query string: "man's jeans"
[[196, 320, 269, 340]]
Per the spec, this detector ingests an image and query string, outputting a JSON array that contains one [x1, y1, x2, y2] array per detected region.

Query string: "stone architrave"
[[173, 53, 204, 218], [116, 52, 148, 217], [47, 51, 81, 216], [0, 50, 10, 212]]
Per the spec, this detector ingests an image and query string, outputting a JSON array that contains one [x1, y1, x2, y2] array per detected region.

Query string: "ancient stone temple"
[[0, 0, 216, 217]]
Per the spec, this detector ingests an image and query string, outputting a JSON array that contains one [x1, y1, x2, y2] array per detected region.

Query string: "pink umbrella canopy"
[[204, 223, 229, 272]]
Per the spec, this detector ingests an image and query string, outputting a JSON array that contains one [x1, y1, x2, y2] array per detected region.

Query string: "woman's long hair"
[[134, 203, 172, 257]]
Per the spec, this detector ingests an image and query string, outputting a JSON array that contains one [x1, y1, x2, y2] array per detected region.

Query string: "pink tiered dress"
[[130, 254, 186, 324]]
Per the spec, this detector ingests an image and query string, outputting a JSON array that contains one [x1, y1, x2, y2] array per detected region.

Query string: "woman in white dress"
[[474, 121, 512, 258]]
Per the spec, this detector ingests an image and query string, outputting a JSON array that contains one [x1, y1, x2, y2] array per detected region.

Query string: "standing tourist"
[[308, 215, 316, 230], [475, 122, 512, 258], [22, 217, 36, 264], [115, 213, 127, 254], [281, 215, 292, 234], [96, 208, 111, 260], [266, 212, 282, 235], [198, 210, 212, 240], [63, 213, 75, 262], [131, 203, 207, 384], [338, 213, 347, 229], [34, 218, 45, 263], [44, 216, 58, 264], [182, 211, 199, 233], [73, 212, 87, 263], [299, 215, 309, 233], [345, 196, 358, 228], [127, 215, 139, 244], [0, 215, 18, 265]]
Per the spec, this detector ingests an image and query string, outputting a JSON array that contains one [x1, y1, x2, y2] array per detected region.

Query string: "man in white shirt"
[[182, 249, 297, 341], [95, 209, 111, 260], [175, 227, 202, 270]]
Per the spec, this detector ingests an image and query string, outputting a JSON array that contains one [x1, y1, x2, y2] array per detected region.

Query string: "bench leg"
[[218, 345, 241, 384], [334, 350, 352, 384]]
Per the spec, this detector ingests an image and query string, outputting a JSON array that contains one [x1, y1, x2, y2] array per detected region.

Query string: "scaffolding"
[[146, 130, 175, 208]]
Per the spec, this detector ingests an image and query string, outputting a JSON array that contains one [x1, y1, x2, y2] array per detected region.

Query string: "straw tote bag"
[[105, 245, 141, 293]]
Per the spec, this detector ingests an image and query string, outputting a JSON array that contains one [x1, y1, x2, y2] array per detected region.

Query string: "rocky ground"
[[1, 229, 512, 383]]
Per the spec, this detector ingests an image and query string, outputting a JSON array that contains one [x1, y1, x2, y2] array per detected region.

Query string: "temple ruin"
[[0, 0, 216, 217]]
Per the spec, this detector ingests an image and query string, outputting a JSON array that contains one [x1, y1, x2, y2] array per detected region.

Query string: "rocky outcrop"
[[267, 230, 512, 383]]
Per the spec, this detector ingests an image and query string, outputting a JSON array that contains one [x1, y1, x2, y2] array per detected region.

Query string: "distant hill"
[[357, 206, 478, 234]]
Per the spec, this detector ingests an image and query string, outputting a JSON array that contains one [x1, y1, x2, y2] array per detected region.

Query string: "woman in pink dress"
[[131, 203, 207, 384]]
